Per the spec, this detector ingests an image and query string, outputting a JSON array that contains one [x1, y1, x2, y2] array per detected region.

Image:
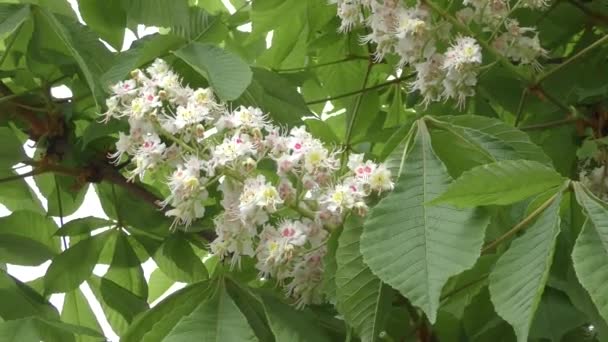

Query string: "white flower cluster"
[[335, 0, 548, 108], [102, 59, 393, 307]]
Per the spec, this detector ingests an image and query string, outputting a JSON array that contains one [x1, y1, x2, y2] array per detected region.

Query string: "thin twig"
[[272, 56, 369, 73], [0, 169, 44, 184], [519, 117, 578, 131], [535, 34, 608, 84], [305, 73, 414, 105], [344, 60, 374, 150], [54, 175, 68, 250], [514, 88, 529, 127], [111, 184, 124, 228], [482, 190, 562, 253]]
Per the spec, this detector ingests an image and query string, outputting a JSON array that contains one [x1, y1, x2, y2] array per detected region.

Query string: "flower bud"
[[130, 69, 142, 79], [242, 158, 257, 172], [195, 124, 205, 138]]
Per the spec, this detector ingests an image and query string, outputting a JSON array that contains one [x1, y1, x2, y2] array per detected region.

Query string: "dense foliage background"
[[0, 0, 608, 341]]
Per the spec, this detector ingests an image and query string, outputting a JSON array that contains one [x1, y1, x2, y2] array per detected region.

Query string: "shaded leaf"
[[336, 215, 391, 342], [87, 275, 148, 335], [489, 190, 563, 342], [153, 234, 208, 283], [61, 289, 104, 342], [262, 295, 331, 342], [173, 42, 252, 101]]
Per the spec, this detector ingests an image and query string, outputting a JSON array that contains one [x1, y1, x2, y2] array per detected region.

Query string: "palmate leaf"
[[336, 215, 391, 342], [488, 188, 564, 342], [104, 232, 148, 299], [361, 120, 490, 323], [122, 281, 213, 342], [262, 295, 332, 342], [164, 282, 258, 342], [61, 289, 104, 342], [431, 160, 565, 208]]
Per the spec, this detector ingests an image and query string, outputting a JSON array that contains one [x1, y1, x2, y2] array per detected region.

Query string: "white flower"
[[212, 134, 255, 167], [108, 132, 132, 164], [337, 0, 363, 32], [369, 164, 394, 193], [111, 80, 137, 96]]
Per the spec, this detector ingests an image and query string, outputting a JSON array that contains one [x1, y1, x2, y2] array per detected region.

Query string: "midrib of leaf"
[[421, 121, 432, 312]]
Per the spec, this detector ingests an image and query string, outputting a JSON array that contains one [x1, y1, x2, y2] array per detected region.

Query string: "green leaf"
[[87, 275, 149, 335], [322, 229, 340, 302], [440, 255, 497, 319], [122, 281, 213, 342], [0, 211, 61, 264], [361, 120, 489, 323], [44, 232, 109, 294], [429, 115, 552, 165], [153, 234, 208, 283], [384, 86, 403, 128], [0, 234, 56, 265], [36, 8, 106, 109], [104, 232, 148, 299], [121, 0, 189, 27], [262, 295, 332, 342], [225, 280, 275, 342], [237, 67, 308, 127], [0, 316, 104, 342], [572, 219, 608, 324], [0, 171, 45, 214], [488, 190, 563, 342], [529, 288, 587, 342], [573, 182, 608, 253], [250, 0, 305, 41], [147, 267, 174, 303], [34, 174, 88, 216], [173, 42, 252, 101], [0, 4, 30, 38], [100, 33, 184, 88], [61, 289, 104, 342], [77, 0, 125, 50], [0, 318, 40, 342], [95, 182, 170, 238], [336, 215, 391, 342], [431, 160, 564, 208], [164, 283, 258, 342], [0, 269, 59, 320], [0, 127, 25, 166], [170, 6, 215, 41], [56, 216, 114, 236]]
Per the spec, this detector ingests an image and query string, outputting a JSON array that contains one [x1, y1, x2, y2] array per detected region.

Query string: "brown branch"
[[0, 169, 44, 184], [569, 0, 608, 26]]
